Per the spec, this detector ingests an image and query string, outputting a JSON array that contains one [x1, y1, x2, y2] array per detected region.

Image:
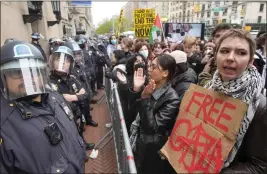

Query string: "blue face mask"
[[139, 50, 149, 58], [111, 39, 116, 45]]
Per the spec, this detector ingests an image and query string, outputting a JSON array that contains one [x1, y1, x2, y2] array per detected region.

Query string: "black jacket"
[[172, 68, 197, 104], [129, 83, 179, 174], [32, 42, 46, 60], [221, 93, 267, 173]]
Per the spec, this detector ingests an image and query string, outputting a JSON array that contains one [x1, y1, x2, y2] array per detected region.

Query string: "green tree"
[[95, 17, 131, 35], [95, 18, 113, 34]]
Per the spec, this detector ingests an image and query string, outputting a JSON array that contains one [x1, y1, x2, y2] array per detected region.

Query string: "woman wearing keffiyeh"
[[204, 29, 266, 173]]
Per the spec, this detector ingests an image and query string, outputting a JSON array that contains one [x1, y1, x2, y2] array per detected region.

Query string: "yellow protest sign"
[[134, 8, 155, 38]]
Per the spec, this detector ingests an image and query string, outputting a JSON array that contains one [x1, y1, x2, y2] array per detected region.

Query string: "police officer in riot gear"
[[0, 41, 86, 173], [31, 32, 46, 60], [75, 35, 98, 98], [48, 46, 96, 152], [49, 37, 56, 55], [63, 41, 98, 127]]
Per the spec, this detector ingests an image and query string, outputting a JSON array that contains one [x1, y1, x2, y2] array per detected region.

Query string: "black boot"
[[85, 142, 95, 150], [85, 155, 89, 162], [86, 120, 98, 127], [91, 99, 97, 104]]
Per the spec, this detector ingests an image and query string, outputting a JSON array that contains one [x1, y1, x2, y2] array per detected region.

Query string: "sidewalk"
[[84, 89, 118, 173]]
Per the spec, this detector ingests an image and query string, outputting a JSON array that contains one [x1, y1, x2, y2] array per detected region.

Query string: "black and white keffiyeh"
[[205, 65, 263, 168]]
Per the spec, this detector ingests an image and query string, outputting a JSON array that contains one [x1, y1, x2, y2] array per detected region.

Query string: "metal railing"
[[105, 77, 137, 174]]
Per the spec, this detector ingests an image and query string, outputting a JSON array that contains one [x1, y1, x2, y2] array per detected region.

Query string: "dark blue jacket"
[[0, 91, 86, 173]]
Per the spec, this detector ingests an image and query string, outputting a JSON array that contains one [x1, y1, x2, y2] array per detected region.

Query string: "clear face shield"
[[73, 50, 84, 64], [49, 52, 74, 75], [0, 59, 49, 100]]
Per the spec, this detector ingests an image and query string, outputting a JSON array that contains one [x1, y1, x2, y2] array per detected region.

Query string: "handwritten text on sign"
[[160, 84, 247, 173], [134, 8, 155, 38]]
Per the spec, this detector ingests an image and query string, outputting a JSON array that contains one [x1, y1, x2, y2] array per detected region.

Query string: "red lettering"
[[207, 98, 224, 124], [195, 94, 214, 124], [185, 92, 205, 113], [169, 118, 223, 173], [215, 102, 235, 132]]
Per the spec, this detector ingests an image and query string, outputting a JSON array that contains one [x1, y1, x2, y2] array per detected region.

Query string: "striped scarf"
[[205, 65, 263, 168]]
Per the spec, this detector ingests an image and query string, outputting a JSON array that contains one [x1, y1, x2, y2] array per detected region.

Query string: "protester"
[[134, 41, 153, 61], [162, 48, 172, 54], [212, 23, 232, 45], [116, 53, 148, 132], [254, 31, 266, 90], [198, 23, 233, 87], [130, 54, 179, 174], [170, 50, 197, 105], [204, 29, 266, 173], [152, 42, 164, 57], [107, 35, 118, 60], [183, 36, 202, 72]]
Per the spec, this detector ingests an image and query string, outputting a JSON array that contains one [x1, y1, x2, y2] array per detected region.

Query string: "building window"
[[215, 1, 220, 5], [213, 20, 218, 25], [208, 3, 211, 9], [223, 8, 228, 16], [207, 11, 210, 17], [258, 16, 262, 23], [259, 4, 264, 12], [214, 12, 219, 16], [232, 1, 238, 5], [207, 20, 210, 25], [187, 18, 189, 22], [202, 4, 205, 11], [187, 10, 190, 16], [201, 12, 204, 17], [197, 13, 199, 18], [222, 19, 227, 23]]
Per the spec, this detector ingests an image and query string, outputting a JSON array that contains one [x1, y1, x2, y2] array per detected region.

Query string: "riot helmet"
[[31, 32, 41, 40], [0, 41, 49, 100], [49, 46, 75, 76], [4, 38, 16, 44], [74, 34, 88, 49], [62, 41, 84, 64], [49, 37, 56, 45]]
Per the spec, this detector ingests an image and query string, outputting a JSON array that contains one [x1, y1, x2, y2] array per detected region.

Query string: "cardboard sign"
[[160, 84, 248, 173], [134, 8, 155, 38]]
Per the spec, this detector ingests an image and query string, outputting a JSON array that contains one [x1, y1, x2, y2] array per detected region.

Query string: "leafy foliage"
[[95, 16, 131, 34]]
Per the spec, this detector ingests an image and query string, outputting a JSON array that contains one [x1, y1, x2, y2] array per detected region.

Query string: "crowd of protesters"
[[105, 23, 267, 174]]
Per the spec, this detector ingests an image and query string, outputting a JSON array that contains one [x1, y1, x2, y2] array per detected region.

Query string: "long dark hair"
[[157, 54, 176, 81], [126, 53, 148, 76]]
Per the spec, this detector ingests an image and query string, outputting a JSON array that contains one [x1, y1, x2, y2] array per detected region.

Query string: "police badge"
[[72, 84, 78, 93]]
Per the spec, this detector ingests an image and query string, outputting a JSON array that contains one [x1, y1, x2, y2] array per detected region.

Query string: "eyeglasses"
[[148, 63, 161, 71]]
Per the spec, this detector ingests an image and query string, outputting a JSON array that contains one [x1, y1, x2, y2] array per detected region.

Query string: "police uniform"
[[95, 50, 106, 89], [84, 49, 97, 93], [31, 42, 46, 60], [72, 63, 94, 124], [49, 73, 88, 133], [0, 91, 86, 173]]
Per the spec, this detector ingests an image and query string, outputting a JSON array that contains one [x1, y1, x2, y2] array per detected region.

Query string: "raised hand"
[[141, 79, 156, 98], [116, 71, 127, 84], [133, 68, 146, 92]]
